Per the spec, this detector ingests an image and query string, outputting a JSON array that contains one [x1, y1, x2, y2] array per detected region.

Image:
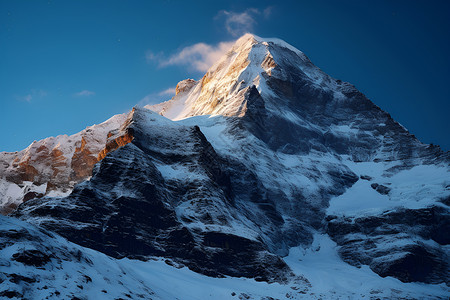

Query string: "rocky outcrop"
[[327, 205, 450, 284], [70, 137, 99, 180], [97, 129, 134, 161], [175, 78, 197, 95]]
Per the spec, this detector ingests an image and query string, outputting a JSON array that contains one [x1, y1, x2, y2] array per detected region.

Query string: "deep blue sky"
[[1, 0, 449, 151]]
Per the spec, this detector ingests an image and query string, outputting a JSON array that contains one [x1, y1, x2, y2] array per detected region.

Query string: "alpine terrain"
[[1, 34, 449, 299]]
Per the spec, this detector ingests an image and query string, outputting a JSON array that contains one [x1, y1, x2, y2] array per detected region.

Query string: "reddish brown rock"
[[70, 137, 99, 181], [97, 128, 134, 161], [175, 79, 196, 95]]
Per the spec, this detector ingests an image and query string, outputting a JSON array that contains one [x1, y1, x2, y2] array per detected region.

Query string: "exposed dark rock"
[[23, 191, 44, 202], [371, 244, 447, 283], [360, 175, 372, 181], [8, 273, 36, 284], [440, 195, 450, 206], [370, 183, 391, 195], [12, 249, 51, 267], [327, 206, 450, 284], [0, 290, 23, 299]]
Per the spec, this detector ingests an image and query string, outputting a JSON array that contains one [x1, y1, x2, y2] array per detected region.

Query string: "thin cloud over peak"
[[137, 86, 177, 107], [158, 87, 176, 96], [263, 6, 274, 18], [75, 90, 95, 97], [145, 7, 273, 74], [216, 6, 273, 37], [220, 10, 257, 37], [147, 41, 234, 73]]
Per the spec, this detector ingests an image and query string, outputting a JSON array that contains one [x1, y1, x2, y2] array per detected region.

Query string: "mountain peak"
[[146, 34, 318, 120], [144, 34, 444, 161], [235, 33, 307, 60]]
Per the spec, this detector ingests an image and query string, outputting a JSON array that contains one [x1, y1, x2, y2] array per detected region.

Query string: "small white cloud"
[[216, 7, 273, 37], [23, 94, 32, 102], [137, 87, 177, 107], [75, 90, 95, 97], [36, 90, 47, 97], [138, 94, 152, 106], [218, 9, 257, 37], [263, 6, 274, 18], [17, 89, 47, 102], [149, 41, 233, 73], [145, 51, 163, 63], [158, 87, 176, 96]]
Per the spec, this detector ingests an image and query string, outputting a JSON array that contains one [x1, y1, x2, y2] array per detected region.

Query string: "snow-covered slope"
[[2, 34, 449, 298], [2, 215, 448, 299]]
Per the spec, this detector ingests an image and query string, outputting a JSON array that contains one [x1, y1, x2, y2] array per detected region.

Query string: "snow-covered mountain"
[[1, 34, 449, 299]]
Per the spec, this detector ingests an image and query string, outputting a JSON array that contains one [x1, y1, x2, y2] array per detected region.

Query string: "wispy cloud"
[[17, 89, 47, 102], [220, 9, 257, 37], [147, 41, 234, 73], [138, 94, 153, 107], [158, 87, 176, 96], [263, 6, 274, 18], [23, 94, 33, 102], [216, 7, 273, 37], [145, 51, 162, 62], [75, 90, 95, 97], [137, 87, 177, 107]]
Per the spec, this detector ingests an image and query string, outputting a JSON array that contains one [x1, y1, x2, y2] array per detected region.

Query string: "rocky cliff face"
[[2, 34, 449, 298], [327, 205, 450, 284], [13, 108, 294, 282]]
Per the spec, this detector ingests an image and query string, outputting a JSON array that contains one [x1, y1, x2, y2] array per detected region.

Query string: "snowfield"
[[328, 161, 450, 216]]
